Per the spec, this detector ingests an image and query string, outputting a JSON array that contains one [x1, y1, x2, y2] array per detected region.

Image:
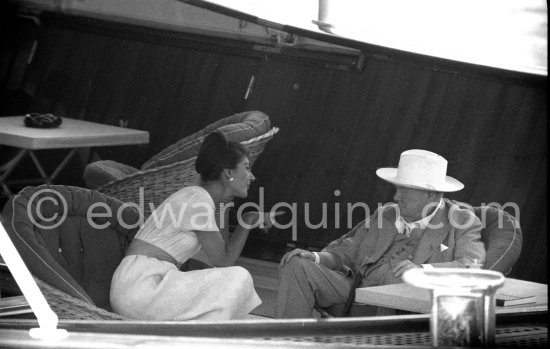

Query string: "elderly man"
[[276, 149, 485, 318]]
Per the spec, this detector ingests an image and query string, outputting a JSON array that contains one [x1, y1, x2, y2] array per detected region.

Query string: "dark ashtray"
[[24, 113, 63, 128]]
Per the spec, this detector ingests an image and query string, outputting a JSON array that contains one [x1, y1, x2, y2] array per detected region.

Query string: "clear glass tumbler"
[[403, 268, 505, 347]]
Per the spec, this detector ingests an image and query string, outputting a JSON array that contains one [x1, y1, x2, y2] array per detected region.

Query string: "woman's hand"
[[279, 248, 316, 268], [242, 211, 284, 232]]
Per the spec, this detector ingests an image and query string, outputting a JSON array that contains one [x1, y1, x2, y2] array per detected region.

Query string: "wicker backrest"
[[142, 111, 271, 170], [34, 277, 127, 320], [98, 128, 279, 228]]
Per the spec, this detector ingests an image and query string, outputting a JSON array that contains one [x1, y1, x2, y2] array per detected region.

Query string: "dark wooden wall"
[[1, 10, 546, 283]]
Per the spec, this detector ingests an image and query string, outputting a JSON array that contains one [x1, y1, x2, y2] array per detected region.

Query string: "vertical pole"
[[0, 222, 68, 340]]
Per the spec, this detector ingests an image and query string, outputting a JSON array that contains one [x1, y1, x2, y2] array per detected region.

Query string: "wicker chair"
[[97, 127, 278, 215], [84, 111, 274, 190], [2, 185, 139, 320], [96, 127, 279, 244], [34, 278, 127, 320]]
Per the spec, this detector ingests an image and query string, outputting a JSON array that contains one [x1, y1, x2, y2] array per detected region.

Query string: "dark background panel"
[[0, 10, 546, 283]]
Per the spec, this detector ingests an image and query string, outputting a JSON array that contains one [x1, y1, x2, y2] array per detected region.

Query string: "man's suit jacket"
[[323, 199, 486, 276]]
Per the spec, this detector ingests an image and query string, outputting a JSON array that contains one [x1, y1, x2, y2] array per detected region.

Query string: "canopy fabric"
[[183, 0, 547, 76]]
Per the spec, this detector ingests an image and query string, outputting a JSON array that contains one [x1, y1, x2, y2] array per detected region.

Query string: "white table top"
[[355, 278, 548, 314], [0, 116, 149, 150]]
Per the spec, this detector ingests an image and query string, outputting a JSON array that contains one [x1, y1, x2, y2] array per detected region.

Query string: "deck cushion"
[[2, 185, 140, 310], [83, 160, 139, 189]]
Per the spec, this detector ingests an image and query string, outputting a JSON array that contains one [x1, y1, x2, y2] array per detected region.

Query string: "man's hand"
[[392, 260, 420, 278], [279, 248, 316, 268]]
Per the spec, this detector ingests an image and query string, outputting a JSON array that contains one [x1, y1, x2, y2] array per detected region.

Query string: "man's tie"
[[399, 218, 419, 237]]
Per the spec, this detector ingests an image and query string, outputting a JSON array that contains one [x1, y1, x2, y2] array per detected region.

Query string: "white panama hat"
[[376, 149, 464, 192]]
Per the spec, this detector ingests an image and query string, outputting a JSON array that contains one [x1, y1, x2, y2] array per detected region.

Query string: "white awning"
[[187, 0, 547, 76]]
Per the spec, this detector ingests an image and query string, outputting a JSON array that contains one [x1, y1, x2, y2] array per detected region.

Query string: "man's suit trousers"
[[276, 257, 354, 318]]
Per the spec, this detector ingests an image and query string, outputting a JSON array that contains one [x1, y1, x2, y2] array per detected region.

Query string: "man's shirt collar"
[[395, 198, 443, 236]]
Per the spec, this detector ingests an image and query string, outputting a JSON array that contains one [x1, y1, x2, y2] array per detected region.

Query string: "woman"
[[110, 132, 270, 321]]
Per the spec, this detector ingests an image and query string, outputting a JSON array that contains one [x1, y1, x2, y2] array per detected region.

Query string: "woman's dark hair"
[[195, 132, 248, 181]]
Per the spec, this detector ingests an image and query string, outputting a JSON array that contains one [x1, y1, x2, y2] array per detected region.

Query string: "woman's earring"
[[229, 177, 234, 182]]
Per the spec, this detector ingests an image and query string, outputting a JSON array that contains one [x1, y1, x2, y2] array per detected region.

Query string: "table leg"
[[48, 148, 79, 182], [1, 148, 80, 195], [28, 148, 79, 184], [0, 149, 28, 196], [27, 151, 50, 183]]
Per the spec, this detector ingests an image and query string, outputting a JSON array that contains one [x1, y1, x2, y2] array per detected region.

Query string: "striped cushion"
[[83, 160, 139, 189]]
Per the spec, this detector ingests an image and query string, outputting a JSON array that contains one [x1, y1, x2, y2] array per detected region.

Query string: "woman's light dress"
[[110, 186, 261, 320]]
